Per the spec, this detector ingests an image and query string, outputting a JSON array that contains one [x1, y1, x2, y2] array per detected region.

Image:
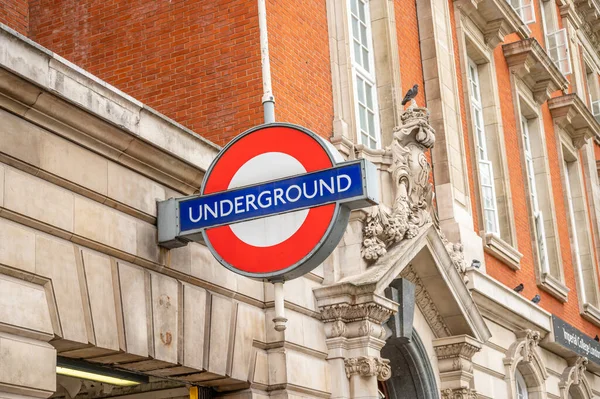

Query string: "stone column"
[[345, 356, 391, 399], [433, 335, 481, 398], [318, 293, 397, 399]]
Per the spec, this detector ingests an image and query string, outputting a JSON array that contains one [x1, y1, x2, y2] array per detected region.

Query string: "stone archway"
[[381, 331, 438, 399]]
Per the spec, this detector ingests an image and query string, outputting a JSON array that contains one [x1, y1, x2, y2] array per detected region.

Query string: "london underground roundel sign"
[[157, 123, 379, 281]]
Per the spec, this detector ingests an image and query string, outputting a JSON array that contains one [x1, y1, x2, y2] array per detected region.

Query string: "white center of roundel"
[[228, 152, 309, 247]]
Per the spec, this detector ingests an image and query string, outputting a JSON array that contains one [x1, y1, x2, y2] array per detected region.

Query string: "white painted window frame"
[[509, 0, 535, 24], [592, 100, 600, 123], [547, 29, 572, 76], [521, 116, 550, 274], [348, 0, 381, 150], [468, 58, 501, 236]]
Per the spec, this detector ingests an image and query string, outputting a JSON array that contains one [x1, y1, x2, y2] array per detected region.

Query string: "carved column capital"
[[344, 356, 392, 381], [441, 387, 478, 399], [320, 301, 396, 340], [433, 335, 482, 391]]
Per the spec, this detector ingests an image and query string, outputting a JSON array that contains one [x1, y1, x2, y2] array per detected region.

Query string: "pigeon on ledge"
[[401, 84, 419, 106], [513, 284, 524, 293], [531, 295, 541, 304]]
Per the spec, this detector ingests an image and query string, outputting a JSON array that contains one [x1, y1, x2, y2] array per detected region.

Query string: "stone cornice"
[[548, 93, 600, 148], [503, 38, 569, 103], [0, 24, 219, 194], [454, 0, 530, 48]]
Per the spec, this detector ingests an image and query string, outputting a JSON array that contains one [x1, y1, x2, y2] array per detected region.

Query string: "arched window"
[[516, 369, 529, 399]]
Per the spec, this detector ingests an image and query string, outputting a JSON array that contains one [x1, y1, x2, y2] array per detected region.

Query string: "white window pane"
[[361, 133, 369, 145], [357, 77, 365, 102], [368, 111, 375, 133], [353, 42, 361, 64], [351, 0, 358, 15], [360, 24, 368, 46], [369, 137, 377, 149], [522, 3, 535, 23], [366, 83, 373, 108], [592, 100, 600, 116], [358, 0, 366, 22], [362, 48, 369, 71], [359, 106, 367, 130], [351, 18, 360, 40]]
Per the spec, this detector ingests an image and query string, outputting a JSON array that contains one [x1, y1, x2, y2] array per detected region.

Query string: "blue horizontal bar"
[[179, 162, 365, 232]]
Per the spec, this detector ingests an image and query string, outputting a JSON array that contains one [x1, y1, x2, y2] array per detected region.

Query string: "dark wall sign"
[[552, 315, 600, 365]]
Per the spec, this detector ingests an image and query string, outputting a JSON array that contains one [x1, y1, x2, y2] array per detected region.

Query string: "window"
[[562, 143, 600, 320], [509, 0, 535, 24], [585, 63, 600, 122], [522, 116, 550, 272], [516, 369, 529, 399], [468, 58, 500, 235], [540, 0, 572, 76], [349, 0, 380, 149], [547, 29, 572, 76]]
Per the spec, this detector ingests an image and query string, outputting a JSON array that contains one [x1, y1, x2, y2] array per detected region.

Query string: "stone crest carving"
[[361, 105, 467, 276], [361, 106, 435, 262], [344, 356, 392, 381], [441, 387, 478, 399]]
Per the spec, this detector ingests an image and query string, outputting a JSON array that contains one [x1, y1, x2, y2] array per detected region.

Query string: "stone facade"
[[2, 0, 600, 395]]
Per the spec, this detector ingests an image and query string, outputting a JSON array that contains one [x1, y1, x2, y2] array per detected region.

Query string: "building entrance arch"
[[380, 331, 438, 399]]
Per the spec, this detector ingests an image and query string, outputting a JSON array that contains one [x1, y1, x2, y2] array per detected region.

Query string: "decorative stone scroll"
[[503, 329, 549, 385], [559, 357, 593, 399], [361, 105, 467, 276], [344, 356, 392, 381]]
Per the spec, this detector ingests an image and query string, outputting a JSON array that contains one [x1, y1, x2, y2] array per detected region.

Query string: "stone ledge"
[[454, 0, 531, 48], [548, 93, 600, 148], [502, 38, 569, 103], [484, 233, 523, 270], [0, 24, 219, 194], [582, 302, 600, 327], [538, 272, 569, 303], [466, 269, 552, 333]]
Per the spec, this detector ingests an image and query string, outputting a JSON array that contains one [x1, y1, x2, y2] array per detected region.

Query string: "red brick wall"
[[0, 0, 29, 36], [396, 0, 425, 106], [28, 0, 264, 146], [266, 0, 333, 138], [482, 15, 600, 335]]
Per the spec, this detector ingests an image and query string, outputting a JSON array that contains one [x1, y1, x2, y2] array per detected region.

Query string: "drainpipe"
[[258, 0, 275, 123], [258, 0, 285, 331]]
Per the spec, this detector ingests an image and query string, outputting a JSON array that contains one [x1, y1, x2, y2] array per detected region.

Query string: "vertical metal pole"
[[273, 281, 287, 331], [258, 0, 275, 123], [258, 0, 285, 331]]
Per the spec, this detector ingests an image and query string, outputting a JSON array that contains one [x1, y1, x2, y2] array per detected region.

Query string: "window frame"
[[521, 115, 550, 274], [516, 369, 529, 399], [468, 58, 501, 236], [509, 0, 535, 24], [347, 0, 382, 150]]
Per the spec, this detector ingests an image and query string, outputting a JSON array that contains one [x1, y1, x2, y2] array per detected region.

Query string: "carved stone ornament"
[[434, 341, 481, 373], [402, 265, 451, 337], [361, 104, 467, 276], [441, 387, 478, 399], [320, 302, 394, 340], [559, 356, 592, 398], [344, 356, 392, 381], [516, 329, 541, 363]]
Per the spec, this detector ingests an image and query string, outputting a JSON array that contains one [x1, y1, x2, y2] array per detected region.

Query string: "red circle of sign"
[[203, 126, 336, 275]]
